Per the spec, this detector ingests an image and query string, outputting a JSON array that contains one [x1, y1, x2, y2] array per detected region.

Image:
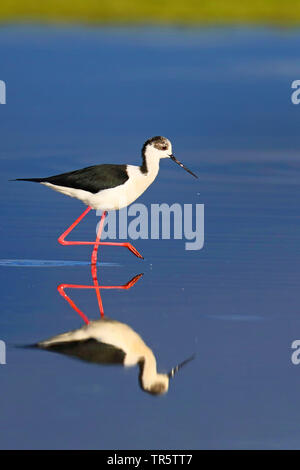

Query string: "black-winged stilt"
[[15, 136, 198, 262], [36, 317, 195, 395]]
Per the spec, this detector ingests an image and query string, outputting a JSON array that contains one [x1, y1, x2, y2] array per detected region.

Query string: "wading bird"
[[15, 136, 197, 262], [36, 317, 195, 395]]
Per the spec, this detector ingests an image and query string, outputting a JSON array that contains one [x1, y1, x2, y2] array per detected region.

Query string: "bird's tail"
[[11, 178, 46, 183]]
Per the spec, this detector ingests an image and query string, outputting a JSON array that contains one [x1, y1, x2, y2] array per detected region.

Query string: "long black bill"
[[168, 354, 195, 379], [169, 154, 198, 179]]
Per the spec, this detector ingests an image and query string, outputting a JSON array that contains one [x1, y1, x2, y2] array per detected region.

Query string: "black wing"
[[38, 338, 126, 366], [15, 164, 129, 194]]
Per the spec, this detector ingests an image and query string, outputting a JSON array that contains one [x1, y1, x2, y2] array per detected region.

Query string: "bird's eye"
[[161, 146, 167, 150]]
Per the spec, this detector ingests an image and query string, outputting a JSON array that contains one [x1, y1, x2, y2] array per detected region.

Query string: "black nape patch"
[[141, 136, 169, 174]]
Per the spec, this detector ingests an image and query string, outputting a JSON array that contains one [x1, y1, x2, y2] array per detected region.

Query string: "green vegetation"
[[1, 0, 300, 25]]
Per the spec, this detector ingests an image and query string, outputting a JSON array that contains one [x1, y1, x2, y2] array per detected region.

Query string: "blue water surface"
[[1, 25, 300, 449]]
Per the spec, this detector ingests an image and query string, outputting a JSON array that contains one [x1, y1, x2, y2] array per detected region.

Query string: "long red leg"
[[57, 272, 143, 322], [91, 250, 105, 317], [100, 273, 144, 290], [57, 284, 90, 325], [58, 206, 144, 259], [91, 211, 107, 265], [97, 241, 144, 259], [58, 206, 92, 245]]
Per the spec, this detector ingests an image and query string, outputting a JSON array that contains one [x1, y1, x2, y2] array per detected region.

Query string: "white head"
[[142, 136, 198, 178], [142, 136, 172, 160], [139, 354, 195, 396]]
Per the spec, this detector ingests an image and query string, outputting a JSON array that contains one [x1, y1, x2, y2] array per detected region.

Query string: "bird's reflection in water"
[[37, 317, 194, 395], [36, 264, 194, 395]]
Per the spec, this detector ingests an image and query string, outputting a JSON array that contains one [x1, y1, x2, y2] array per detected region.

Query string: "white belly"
[[43, 164, 159, 211]]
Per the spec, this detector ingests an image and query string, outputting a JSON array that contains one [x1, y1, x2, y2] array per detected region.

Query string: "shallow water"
[[1, 25, 300, 449]]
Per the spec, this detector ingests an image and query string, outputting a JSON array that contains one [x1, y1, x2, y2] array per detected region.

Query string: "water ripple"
[[0, 259, 120, 268]]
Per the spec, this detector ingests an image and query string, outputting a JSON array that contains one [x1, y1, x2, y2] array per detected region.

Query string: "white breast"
[[90, 164, 159, 211]]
